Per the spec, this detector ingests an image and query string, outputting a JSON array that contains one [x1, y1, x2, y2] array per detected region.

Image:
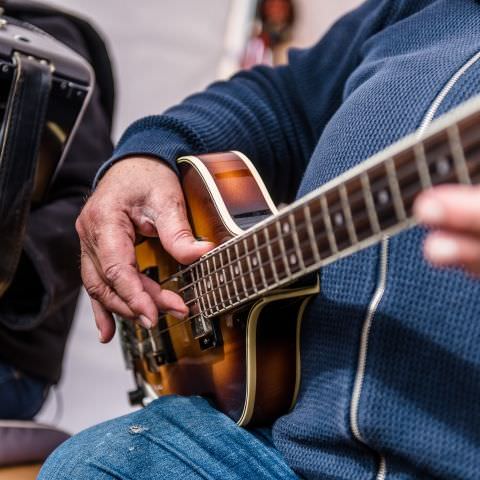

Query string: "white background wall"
[[38, 0, 363, 434], [293, 0, 363, 48]]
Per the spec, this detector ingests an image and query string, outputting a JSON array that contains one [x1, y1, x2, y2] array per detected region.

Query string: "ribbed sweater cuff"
[[93, 127, 196, 187]]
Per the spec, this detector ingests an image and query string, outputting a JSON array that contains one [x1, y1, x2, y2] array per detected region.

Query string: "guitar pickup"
[[191, 316, 222, 351], [191, 316, 213, 339]]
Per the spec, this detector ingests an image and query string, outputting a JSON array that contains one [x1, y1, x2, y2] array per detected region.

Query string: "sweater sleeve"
[[103, 0, 393, 204]]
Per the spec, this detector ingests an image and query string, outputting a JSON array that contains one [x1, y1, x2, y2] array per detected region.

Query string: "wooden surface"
[[0, 464, 42, 480]]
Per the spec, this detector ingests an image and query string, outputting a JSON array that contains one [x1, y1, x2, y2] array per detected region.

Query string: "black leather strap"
[[0, 52, 52, 297]]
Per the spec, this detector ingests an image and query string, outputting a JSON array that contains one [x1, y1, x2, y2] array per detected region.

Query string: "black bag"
[[0, 1, 113, 297], [0, 1, 114, 383]]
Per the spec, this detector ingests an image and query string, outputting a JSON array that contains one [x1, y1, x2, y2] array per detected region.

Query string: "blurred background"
[[37, 0, 363, 433]]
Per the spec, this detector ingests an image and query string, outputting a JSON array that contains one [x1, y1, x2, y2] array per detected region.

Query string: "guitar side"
[[123, 152, 319, 426]]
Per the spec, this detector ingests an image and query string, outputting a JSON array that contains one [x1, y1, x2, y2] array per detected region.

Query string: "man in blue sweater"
[[40, 0, 480, 479]]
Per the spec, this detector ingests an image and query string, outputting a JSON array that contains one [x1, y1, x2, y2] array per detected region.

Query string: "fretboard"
[[187, 96, 480, 318]]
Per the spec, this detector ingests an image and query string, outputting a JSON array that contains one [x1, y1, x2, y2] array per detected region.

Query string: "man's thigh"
[[39, 395, 298, 480]]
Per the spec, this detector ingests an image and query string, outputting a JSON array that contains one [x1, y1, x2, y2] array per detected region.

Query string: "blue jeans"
[[39, 395, 299, 479], [0, 361, 48, 419]]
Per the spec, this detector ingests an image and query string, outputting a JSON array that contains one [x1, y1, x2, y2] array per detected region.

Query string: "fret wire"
[[185, 164, 416, 307], [217, 251, 233, 307], [160, 128, 469, 295], [244, 238, 259, 293], [447, 124, 472, 185], [264, 227, 280, 284], [188, 188, 390, 313], [160, 142, 417, 291], [212, 255, 226, 309], [173, 189, 452, 320], [275, 220, 292, 278], [413, 142, 432, 189], [194, 217, 409, 318], [193, 264, 209, 316], [201, 259, 217, 315], [234, 242, 249, 299], [172, 133, 474, 317], [200, 260, 215, 315], [385, 157, 407, 220], [150, 207, 413, 333], [226, 247, 241, 302], [338, 184, 358, 244], [203, 241, 313, 315], [320, 195, 338, 254], [289, 212, 305, 269], [252, 232, 268, 288], [172, 205, 412, 320], [187, 193, 409, 316], [303, 204, 321, 263], [206, 257, 220, 312], [360, 172, 381, 234]]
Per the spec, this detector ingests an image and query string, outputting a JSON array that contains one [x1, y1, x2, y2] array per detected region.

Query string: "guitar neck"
[[187, 96, 480, 318]]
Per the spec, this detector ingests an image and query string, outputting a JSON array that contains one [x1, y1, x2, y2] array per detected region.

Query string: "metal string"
[[157, 151, 477, 308], [128, 148, 480, 342], [156, 129, 480, 295], [133, 140, 480, 338]]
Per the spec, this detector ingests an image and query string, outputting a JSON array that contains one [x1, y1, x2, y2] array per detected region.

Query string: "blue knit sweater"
[[107, 1, 480, 478]]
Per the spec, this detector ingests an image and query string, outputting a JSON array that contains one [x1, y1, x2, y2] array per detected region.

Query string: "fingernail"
[[167, 309, 188, 320], [426, 237, 459, 262], [140, 315, 153, 329], [416, 197, 445, 223], [98, 330, 104, 342]]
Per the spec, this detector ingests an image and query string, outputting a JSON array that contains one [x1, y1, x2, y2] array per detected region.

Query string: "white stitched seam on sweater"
[[348, 46, 480, 480]]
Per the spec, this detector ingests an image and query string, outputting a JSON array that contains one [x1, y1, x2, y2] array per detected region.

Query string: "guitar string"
[[155, 132, 476, 292], [140, 170, 480, 344], [151, 165, 480, 335], [129, 163, 480, 342], [159, 153, 478, 310], [154, 156, 420, 289]]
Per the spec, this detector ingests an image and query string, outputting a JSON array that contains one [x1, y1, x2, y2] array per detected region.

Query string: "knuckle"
[[75, 216, 84, 236], [103, 263, 128, 286], [76, 205, 104, 246], [172, 227, 194, 244], [156, 195, 186, 222], [85, 281, 109, 302]]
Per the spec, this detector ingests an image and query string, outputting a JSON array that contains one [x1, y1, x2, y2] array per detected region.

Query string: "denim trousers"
[[0, 360, 48, 419], [39, 395, 299, 479]]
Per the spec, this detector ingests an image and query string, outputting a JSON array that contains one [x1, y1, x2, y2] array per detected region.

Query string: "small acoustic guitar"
[[117, 95, 480, 427]]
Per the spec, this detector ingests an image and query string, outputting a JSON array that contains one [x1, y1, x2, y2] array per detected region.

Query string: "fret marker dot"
[[234, 266, 240, 275], [436, 156, 451, 176], [378, 190, 389, 205], [282, 222, 290, 234], [219, 274, 224, 283], [333, 212, 344, 226], [252, 257, 258, 267], [207, 280, 211, 289], [290, 254, 297, 265]]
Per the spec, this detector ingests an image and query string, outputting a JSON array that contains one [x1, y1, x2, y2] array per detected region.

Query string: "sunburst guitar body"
[[117, 151, 319, 427]]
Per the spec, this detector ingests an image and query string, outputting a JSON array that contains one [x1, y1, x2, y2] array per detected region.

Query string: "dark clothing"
[[104, 1, 480, 478], [0, 14, 113, 383], [0, 360, 47, 419]]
